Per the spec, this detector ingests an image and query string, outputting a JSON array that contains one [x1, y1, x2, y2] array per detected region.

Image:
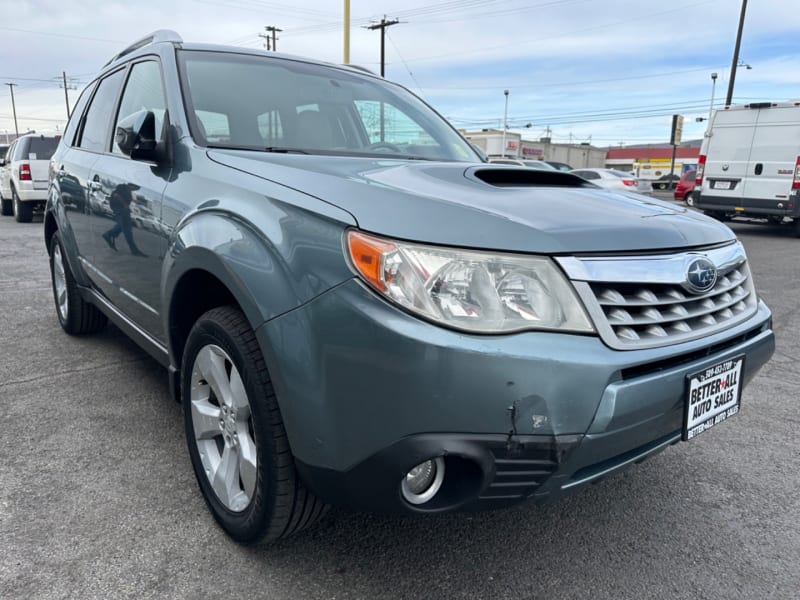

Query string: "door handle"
[[754, 163, 763, 175]]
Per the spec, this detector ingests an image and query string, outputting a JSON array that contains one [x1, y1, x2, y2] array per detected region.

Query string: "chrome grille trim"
[[557, 242, 759, 350]]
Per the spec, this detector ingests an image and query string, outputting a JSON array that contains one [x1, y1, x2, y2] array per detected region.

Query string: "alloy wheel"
[[190, 344, 257, 513], [52, 243, 69, 322]]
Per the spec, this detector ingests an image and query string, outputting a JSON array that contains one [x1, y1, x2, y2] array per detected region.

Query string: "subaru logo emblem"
[[684, 257, 717, 294]]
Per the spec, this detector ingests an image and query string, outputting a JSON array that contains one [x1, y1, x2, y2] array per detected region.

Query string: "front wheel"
[[182, 306, 327, 544]]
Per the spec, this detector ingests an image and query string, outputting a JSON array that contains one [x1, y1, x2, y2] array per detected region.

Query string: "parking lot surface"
[[1, 211, 798, 599]]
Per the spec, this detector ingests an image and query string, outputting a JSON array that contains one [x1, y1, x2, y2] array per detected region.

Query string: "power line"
[[386, 30, 424, 96]]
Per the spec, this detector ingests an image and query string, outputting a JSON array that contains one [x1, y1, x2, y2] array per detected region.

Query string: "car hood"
[[208, 151, 735, 254]]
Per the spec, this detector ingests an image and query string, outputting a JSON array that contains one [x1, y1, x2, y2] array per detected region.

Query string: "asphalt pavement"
[[0, 207, 798, 600]]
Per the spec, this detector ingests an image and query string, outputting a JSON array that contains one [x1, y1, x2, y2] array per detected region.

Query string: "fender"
[[162, 203, 355, 357]]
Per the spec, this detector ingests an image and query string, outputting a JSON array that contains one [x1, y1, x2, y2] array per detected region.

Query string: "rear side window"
[[574, 170, 600, 180], [27, 136, 60, 161], [78, 69, 125, 152], [63, 82, 96, 147], [0, 147, 7, 160]]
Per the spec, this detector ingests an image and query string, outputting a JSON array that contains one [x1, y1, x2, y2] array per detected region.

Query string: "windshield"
[[178, 50, 478, 162]]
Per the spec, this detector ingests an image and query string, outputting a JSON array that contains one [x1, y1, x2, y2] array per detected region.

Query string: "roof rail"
[[104, 30, 183, 67], [341, 64, 376, 75]]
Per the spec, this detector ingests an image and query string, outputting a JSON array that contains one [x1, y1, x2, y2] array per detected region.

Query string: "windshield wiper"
[[264, 146, 309, 154], [206, 143, 309, 154]]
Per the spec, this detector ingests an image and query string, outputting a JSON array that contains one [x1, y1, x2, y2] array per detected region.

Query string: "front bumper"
[[257, 279, 774, 513]]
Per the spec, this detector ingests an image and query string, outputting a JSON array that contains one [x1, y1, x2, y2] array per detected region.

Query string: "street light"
[[737, 60, 752, 70], [501, 89, 509, 158], [708, 72, 718, 122]]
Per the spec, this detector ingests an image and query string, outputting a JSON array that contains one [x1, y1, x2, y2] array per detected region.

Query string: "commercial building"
[[461, 129, 605, 169]]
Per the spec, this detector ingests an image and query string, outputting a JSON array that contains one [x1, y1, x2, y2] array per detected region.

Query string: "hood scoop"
[[468, 166, 594, 188]]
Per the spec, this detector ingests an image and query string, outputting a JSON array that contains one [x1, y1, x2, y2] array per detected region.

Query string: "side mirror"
[[115, 109, 158, 161], [0, 158, 6, 167]]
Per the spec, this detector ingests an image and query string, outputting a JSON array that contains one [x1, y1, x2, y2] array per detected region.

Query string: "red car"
[[674, 169, 696, 202]]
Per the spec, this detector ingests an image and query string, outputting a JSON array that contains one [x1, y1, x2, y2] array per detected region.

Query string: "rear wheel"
[[49, 232, 107, 334], [0, 189, 11, 216], [182, 306, 327, 544], [794, 219, 800, 238], [13, 188, 33, 223]]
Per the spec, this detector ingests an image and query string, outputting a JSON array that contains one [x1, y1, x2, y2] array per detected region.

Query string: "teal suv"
[[45, 31, 774, 544]]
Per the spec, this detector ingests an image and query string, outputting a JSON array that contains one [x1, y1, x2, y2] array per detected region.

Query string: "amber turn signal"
[[346, 231, 397, 292]]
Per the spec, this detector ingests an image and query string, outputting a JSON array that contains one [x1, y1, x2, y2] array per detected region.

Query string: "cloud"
[[1, 0, 798, 144]]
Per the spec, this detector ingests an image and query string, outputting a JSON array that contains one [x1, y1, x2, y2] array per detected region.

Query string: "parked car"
[[0, 143, 8, 198], [46, 31, 774, 545], [0, 132, 60, 221], [543, 160, 573, 171], [695, 100, 800, 235], [674, 169, 697, 202], [570, 168, 653, 195], [653, 173, 681, 190], [489, 158, 558, 170]]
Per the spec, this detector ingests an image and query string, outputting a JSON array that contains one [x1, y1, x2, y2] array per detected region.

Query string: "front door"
[[88, 59, 171, 341]]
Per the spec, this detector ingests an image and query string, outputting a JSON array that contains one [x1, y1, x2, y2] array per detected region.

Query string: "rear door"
[[740, 104, 800, 207], [702, 107, 758, 203], [59, 69, 126, 279]]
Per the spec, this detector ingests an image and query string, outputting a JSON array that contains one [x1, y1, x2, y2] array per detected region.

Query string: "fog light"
[[401, 457, 445, 505]]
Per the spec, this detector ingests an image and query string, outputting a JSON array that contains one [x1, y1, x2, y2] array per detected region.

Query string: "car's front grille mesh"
[[586, 262, 756, 348]]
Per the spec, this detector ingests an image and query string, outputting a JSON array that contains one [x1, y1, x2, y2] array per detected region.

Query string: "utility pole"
[[266, 26, 282, 51], [59, 71, 78, 119], [725, 0, 748, 106], [4, 83, 18, 137], [365, 16, 400, 77], [501, 89, 509, 158], [344, 0, 350, 64], [259, 30, 271, 51], [259, 26, 281, 51]]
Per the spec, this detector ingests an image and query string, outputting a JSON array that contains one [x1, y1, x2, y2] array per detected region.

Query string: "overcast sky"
[[2, 0, 799, 146]]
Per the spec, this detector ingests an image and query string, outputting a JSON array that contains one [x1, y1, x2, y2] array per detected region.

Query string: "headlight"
[[346, 231, 594, 334]]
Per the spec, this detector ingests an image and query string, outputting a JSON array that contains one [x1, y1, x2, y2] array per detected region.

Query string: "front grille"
[[559, 242, 759, 350], [590, 262, 755, 347]]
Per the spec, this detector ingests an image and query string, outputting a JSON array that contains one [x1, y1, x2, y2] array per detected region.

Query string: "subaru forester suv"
[[46, 31, 774, 544]]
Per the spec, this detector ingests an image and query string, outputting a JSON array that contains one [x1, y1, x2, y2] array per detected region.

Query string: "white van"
[[694, 100, 800, 236]]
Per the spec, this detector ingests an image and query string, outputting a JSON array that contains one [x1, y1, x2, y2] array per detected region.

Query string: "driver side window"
[[112, 61, 166, 155]]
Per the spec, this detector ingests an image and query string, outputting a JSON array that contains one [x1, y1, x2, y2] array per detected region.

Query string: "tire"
[[0, 188, 11, 216], [182, 306, 327, 544], [703, 210, 727, 222], [13, 188, 33, 223], [49, 232, 108, 335], [794, 219, 800, 238]]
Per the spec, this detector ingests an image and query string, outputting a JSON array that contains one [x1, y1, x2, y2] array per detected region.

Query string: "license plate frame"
[[713, 180, 732, 190], [683, 355, 745, 441]]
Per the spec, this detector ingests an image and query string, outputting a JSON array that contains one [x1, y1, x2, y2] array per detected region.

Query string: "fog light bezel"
[[401, 457, 446, 505]]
